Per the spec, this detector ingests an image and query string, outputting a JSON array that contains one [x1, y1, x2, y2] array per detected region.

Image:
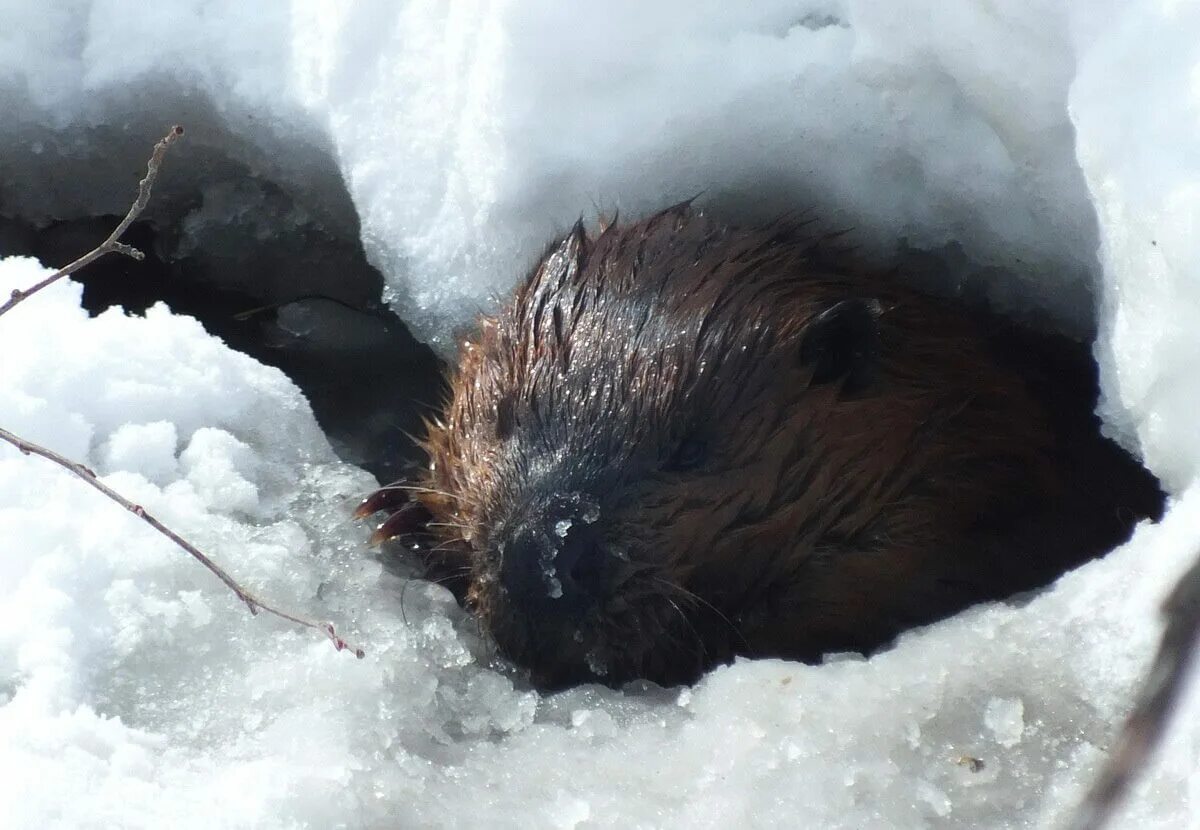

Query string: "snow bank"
[[3, 0, 1099, 346], [1070, 1, 1200, 492], [2, 0, 1200, 828], [301, 0, 1100, 345], [4, 260, 1194, 830]]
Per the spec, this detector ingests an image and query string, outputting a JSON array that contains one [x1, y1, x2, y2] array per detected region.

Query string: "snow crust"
[[3, 1, 1200, 827]]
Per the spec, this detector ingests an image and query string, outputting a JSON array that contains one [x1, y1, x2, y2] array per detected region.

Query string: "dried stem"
[[0, 126, 364, 658], [1067, 553, 1200, 829], [0, 125, 182, 319], [0, 426, 363, 657]]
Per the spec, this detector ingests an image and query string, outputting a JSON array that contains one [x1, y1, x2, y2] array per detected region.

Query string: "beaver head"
[[358, 205, 1162, 688]]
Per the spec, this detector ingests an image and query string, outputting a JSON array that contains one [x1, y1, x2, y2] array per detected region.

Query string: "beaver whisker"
[[427, 541, 466, 557], [398, 568, 472, 626], [355, 481, 483, 521], [377, 481, 482, 508], [427, 521, 473, 532], [662, 595, 709, 664], [651, 575, 748, 652]]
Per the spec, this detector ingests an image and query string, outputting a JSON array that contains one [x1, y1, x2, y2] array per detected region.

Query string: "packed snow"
[[2, 1, 1200, 828]]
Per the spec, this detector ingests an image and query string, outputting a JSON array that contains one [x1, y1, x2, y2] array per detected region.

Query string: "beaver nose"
[[499, 513, 608, 617]]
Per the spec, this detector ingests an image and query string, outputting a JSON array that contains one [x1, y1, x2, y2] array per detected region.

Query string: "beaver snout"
[[496, 493, 610, 620]]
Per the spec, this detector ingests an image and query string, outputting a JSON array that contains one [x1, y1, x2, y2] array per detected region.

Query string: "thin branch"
[[0, 426, 363, 658], [0, 125, 183, 319], [1067, 551, 1200, 830], [0, 126, 364, 658]]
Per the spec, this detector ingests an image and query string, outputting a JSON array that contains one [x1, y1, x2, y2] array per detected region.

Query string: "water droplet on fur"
[[585, 649, 609, 676], [537, 531, 561, 597], [579, 498, 600, 524], [555, 519, 573, 538]]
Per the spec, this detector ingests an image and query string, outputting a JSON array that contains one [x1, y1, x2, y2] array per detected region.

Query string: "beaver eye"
[[665, 436, 708, 472]]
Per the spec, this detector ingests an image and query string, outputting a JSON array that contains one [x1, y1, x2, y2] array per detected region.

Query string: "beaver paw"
[[353, 484, 432, 547]]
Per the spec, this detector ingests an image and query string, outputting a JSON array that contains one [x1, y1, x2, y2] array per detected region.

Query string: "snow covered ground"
[[2, 1, 1199, 827]]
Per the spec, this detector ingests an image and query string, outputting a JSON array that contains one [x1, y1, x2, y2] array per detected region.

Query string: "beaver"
[[356, 203, 1164, 689]]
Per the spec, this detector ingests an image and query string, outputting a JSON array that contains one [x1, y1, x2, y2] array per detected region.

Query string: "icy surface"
[[2, 1, 1200, 828]]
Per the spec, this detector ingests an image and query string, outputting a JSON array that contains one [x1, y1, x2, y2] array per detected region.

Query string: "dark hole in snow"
[[0, 177, 445, 485]]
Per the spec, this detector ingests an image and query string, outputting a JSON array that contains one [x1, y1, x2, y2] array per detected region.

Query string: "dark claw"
[[368, 502, 431, 547], [354, 484, 411, 520]]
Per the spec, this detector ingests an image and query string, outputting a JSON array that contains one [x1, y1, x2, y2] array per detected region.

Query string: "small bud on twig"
[[0, 125, 184, 319]]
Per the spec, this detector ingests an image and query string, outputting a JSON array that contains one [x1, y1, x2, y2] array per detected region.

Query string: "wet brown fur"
[[389, 205, 1163, 688]]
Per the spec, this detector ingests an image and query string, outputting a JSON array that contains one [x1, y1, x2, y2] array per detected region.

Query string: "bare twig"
[[1067, 551, 1200, 830], [0, 426, 364, 657], [0, 125, 183, 319], [0, 127, 364, 658]]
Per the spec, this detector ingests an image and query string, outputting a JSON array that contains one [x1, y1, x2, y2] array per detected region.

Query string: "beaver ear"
[[799, 299, 883, 396]]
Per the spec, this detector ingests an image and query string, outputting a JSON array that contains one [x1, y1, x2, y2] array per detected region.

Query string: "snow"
[[305, 0, 1101, 347], [1, 1, 1200, 828]]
